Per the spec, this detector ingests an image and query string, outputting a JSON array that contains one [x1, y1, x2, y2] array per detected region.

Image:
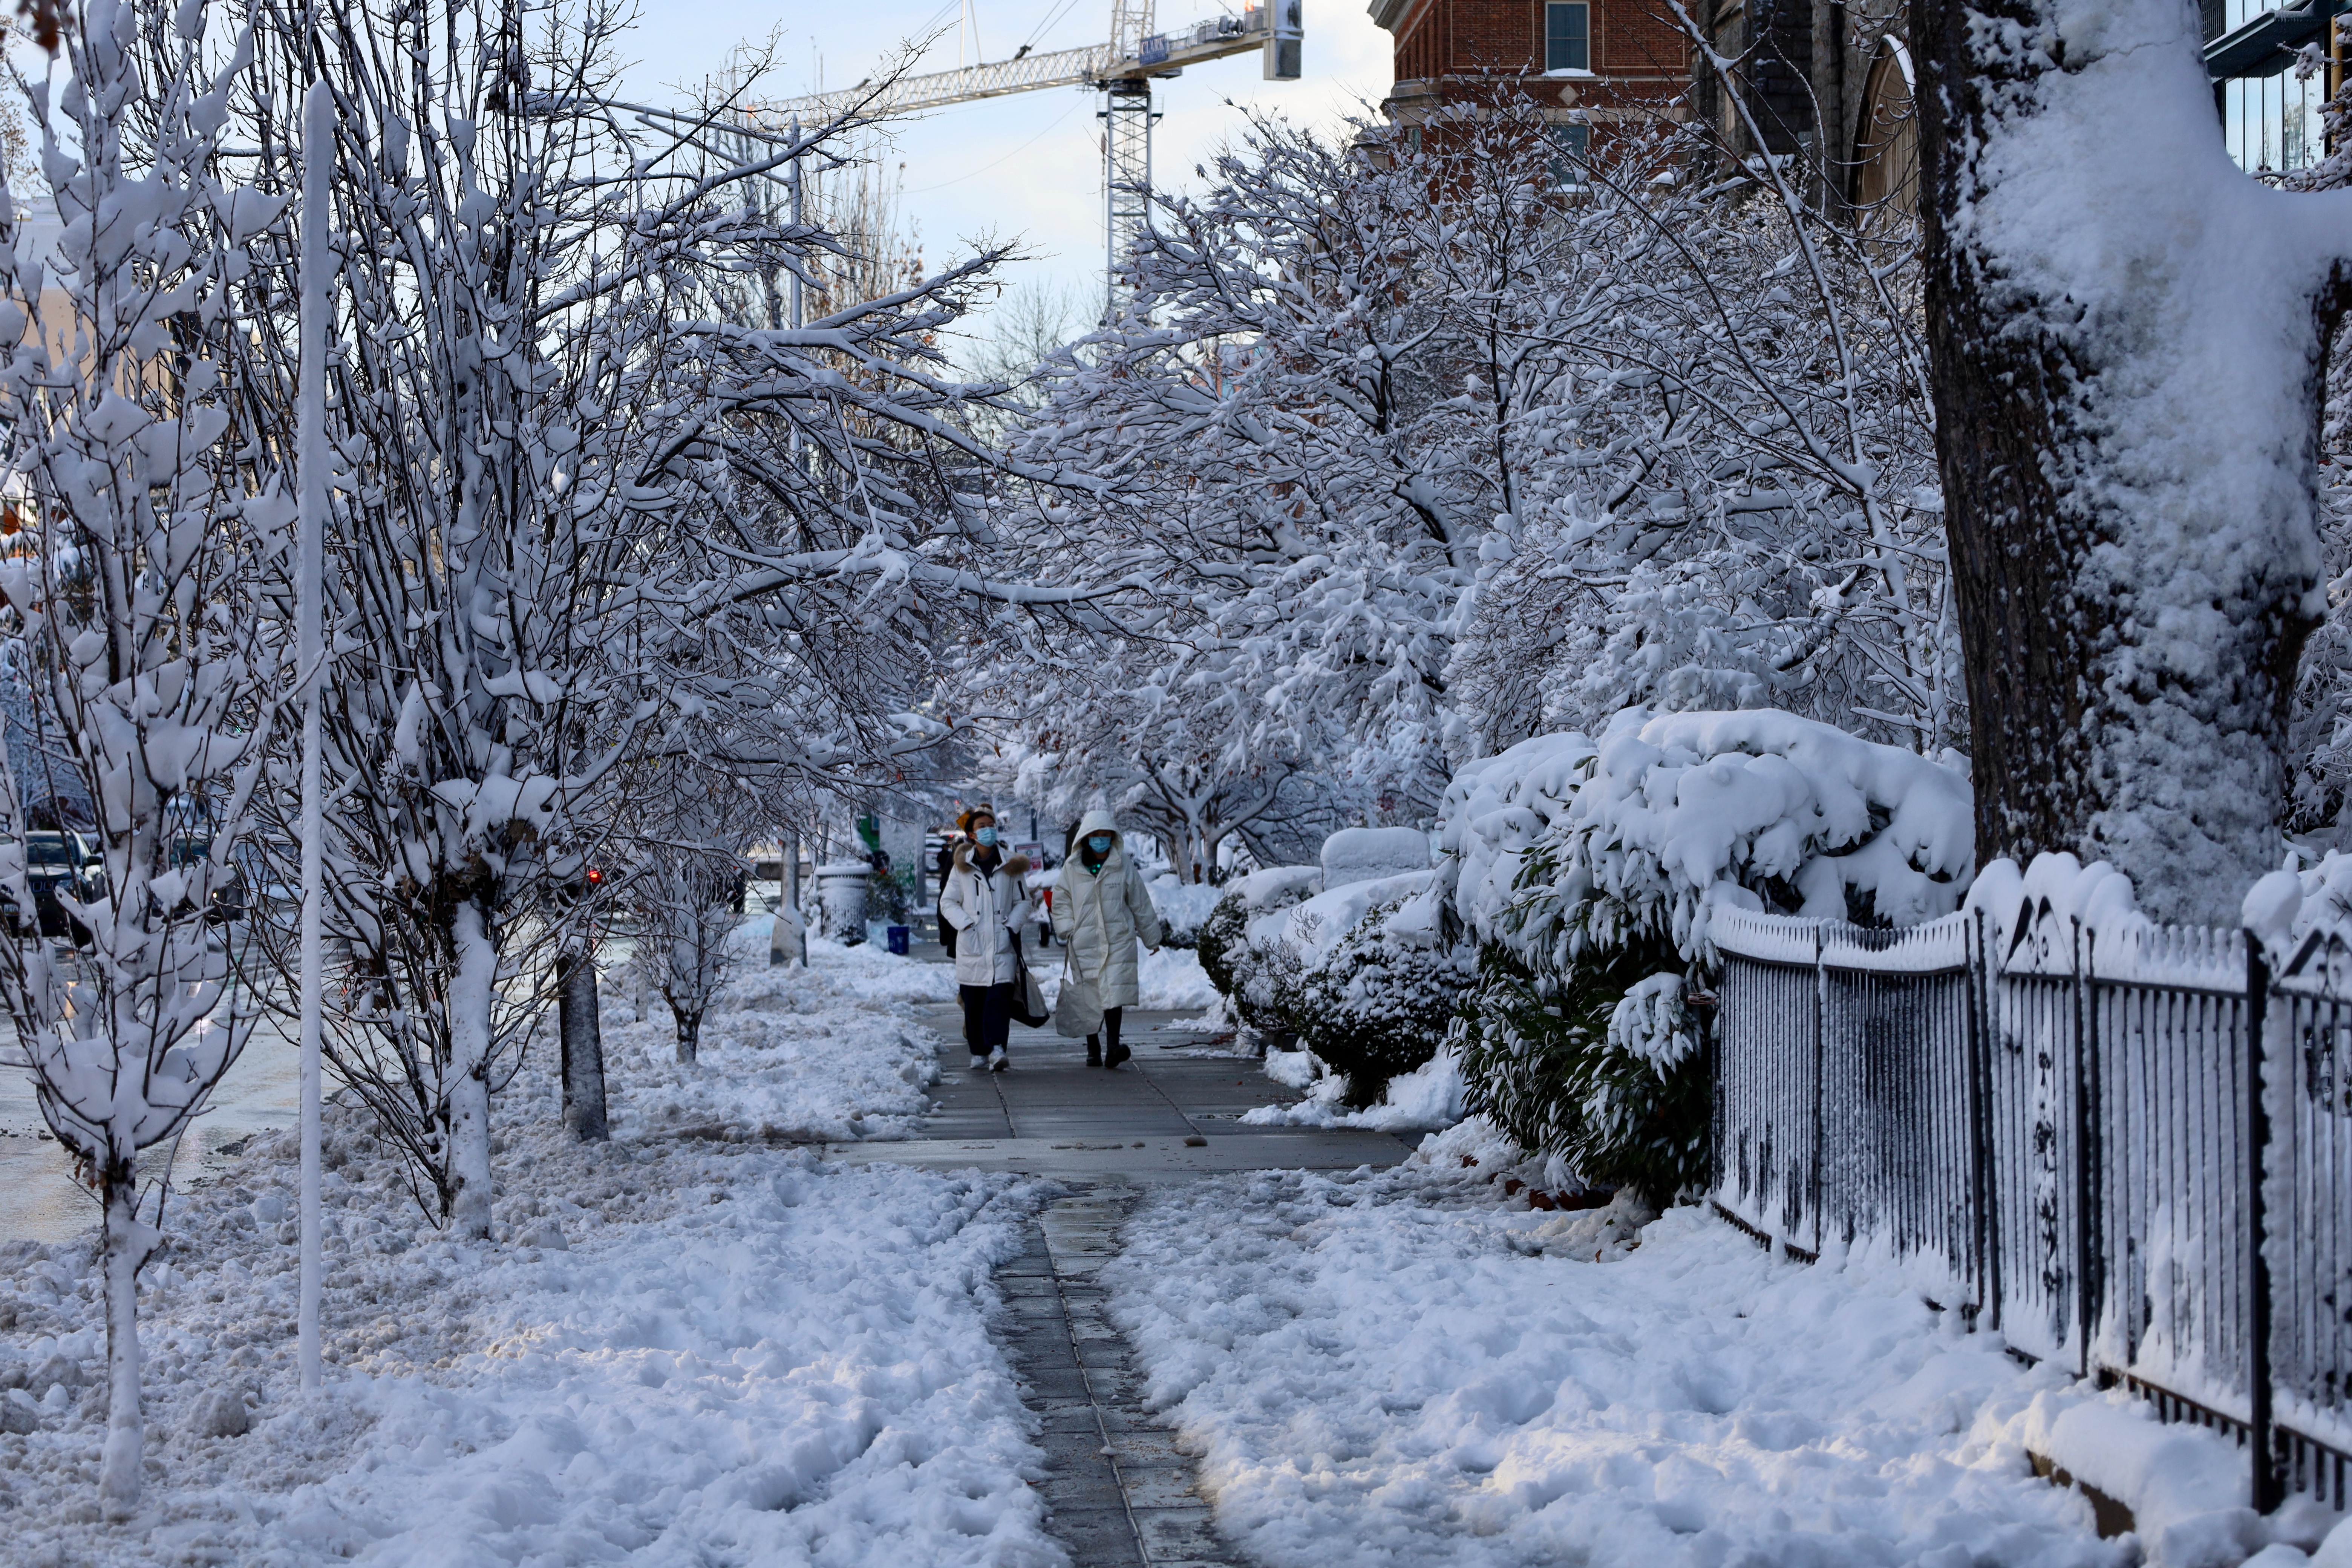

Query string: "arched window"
[[1851, 38, 1917, 216]]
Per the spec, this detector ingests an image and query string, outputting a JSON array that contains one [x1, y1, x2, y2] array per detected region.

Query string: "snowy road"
[[0, 1001, 302, 1248]]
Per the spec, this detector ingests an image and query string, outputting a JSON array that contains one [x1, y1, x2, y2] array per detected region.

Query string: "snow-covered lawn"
[[1103, 1127, 2243, 1568], [0, 940, 1067, 1567], [600, 927, 948, 1142]]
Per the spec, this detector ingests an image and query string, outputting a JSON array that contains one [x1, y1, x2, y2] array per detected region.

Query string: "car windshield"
[[172, 838, 211, 865], [25, 836, 74, 867]]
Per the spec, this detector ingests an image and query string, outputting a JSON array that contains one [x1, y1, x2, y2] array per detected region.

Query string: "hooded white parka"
[[1051, 811, 1163, 1010]]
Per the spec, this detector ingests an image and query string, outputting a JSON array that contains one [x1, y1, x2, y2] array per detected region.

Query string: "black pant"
[[1086, 1007, 1124, 1054], [961, 982, 1013, 1055]]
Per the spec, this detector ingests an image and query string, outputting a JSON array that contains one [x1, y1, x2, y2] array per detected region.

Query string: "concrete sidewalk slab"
[[867, 991, 1421, 1176], [824, 1129, 1414, 1178]]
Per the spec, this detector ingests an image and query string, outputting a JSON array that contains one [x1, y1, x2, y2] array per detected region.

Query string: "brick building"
[[1367, 0, 1690, 153]]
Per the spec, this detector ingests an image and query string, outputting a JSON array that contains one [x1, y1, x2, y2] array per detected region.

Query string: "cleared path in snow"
[[831, 963, 1424, 1568]]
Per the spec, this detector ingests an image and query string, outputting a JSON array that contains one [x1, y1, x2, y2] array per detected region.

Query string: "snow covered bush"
[[1288, 899, 1476, 1110], [1147, 874, 1222, 949], [1194, 866, 1320, 1034], [1441, 709, 1974, 1198]]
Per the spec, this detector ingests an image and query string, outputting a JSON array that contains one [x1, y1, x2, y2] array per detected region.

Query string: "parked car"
[[166, 835, 246, 925], [11, 830, 101, 941]]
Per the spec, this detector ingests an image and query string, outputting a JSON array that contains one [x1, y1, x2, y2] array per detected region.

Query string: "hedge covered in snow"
[[1194, 709, 1975, 1193], [1441, 709, 1973, 1197]]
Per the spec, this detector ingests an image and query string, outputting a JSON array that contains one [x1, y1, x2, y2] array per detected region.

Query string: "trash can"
[[886, 925, 910, 956]]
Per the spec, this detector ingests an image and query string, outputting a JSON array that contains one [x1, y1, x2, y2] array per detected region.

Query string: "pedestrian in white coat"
[[1052, 810, 1163, 1069], [938, 806, 1034, 1072]]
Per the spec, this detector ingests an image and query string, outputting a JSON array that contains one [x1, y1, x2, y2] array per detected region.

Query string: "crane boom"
[[754, 5, 1280, 123], [746, 0, 1304, 318]]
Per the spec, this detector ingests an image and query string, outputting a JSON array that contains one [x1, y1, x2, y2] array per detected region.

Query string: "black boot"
[[1085, 1036, 1102, 1067], [1104, 1040, 1131, 1070]]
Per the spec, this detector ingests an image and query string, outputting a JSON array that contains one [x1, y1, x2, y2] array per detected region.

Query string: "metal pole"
[[294, 81, 332, 1396], [2249, 939, 2282, 1512], [789, 118, 804, 332], [1970, 908, 2001, 1328], [788, 832, 806, 964]]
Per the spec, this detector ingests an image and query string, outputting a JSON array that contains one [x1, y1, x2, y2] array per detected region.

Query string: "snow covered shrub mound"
[[1195, 865, 1321, 1031], [1147, 874, 1224, 949], [1289, 899, 1477, 1109], [1505, 708, 1974, 966], [1320, 826, 1431, 887], [1441, 709, 1974, 1199]]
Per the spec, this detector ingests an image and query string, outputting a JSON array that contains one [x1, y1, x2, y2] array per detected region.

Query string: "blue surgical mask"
[[975, 827, 998, 847], [1088, 835, 1113, 854]]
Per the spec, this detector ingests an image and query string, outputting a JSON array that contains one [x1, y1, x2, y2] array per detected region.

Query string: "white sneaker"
[[988, 1048, 1009, 1073], [969, 1055, 989, 1071]]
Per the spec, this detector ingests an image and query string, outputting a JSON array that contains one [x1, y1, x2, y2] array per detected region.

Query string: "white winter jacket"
[[1051, 812, 1163, 1011], [940, 847, 1034, 986]]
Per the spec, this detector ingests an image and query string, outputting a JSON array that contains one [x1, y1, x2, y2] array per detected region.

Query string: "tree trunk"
[[558, 940, 607, 1142], [1913, 0, 2340, 925], [98, 1161, 155, 1516], [676, 1009, 701, 1066], [445, 899, 497, 1238]]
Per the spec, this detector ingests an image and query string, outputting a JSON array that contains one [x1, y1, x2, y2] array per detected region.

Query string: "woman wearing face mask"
[[1051, 809, 1163, 1068], [939, 807, 1034, 1072]]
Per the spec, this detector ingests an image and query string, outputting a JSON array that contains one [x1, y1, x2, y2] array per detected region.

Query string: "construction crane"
[[757, 0, 1305, 313]]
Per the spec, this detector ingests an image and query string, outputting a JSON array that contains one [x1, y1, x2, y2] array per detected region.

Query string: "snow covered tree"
[[1441, 64, 1954, 766], [1914, 0, 2341, 922], [1006, 87, 1957, 837], [213, 1, 1116, 1232], [0, 0, 290, 1511], [1010, 100, 1606, 828], [618, 756, 765, 1064]]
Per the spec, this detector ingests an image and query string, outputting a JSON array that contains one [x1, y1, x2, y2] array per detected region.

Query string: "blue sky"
[[610, 0, 1396, 352]]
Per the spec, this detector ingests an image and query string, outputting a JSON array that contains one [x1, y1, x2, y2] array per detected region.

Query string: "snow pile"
[[1105, 1180, 2149, 1568], [1133, 945, 1220, 1009], [1242, 1046, 1467, 1132], [2243, 848, 2352, 962], [0, 1067, 1060, 1565], [596, 928, 943, 1144], [1968, 853, 2151, 964], [1320, 827, 1431, 887], [2001, 1388, 2272, 1567], [1147, 874, 1223, 946]]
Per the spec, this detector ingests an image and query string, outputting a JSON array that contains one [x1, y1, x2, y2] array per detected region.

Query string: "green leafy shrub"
[[1451, 939, 1708, 1202], [1292, 900, 1477, 1108]]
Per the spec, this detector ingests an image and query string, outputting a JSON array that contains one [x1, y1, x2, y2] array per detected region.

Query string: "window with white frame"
[[1546, 1, 1591, 72]]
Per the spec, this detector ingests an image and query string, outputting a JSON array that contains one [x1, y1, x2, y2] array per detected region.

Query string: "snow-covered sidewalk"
[[1102, 1129, 2251, 1568], [0, 938, 1072, 1567]]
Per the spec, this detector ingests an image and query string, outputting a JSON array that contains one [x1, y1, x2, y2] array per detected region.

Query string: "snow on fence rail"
[[1709, 902, 2351, 1511]]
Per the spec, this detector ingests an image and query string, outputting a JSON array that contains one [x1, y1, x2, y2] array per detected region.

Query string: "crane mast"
[[754, 0, 1304, 313]]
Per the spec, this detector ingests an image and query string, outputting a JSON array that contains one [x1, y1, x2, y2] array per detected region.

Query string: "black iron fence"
[[1709, 900, 2352, 1510]]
